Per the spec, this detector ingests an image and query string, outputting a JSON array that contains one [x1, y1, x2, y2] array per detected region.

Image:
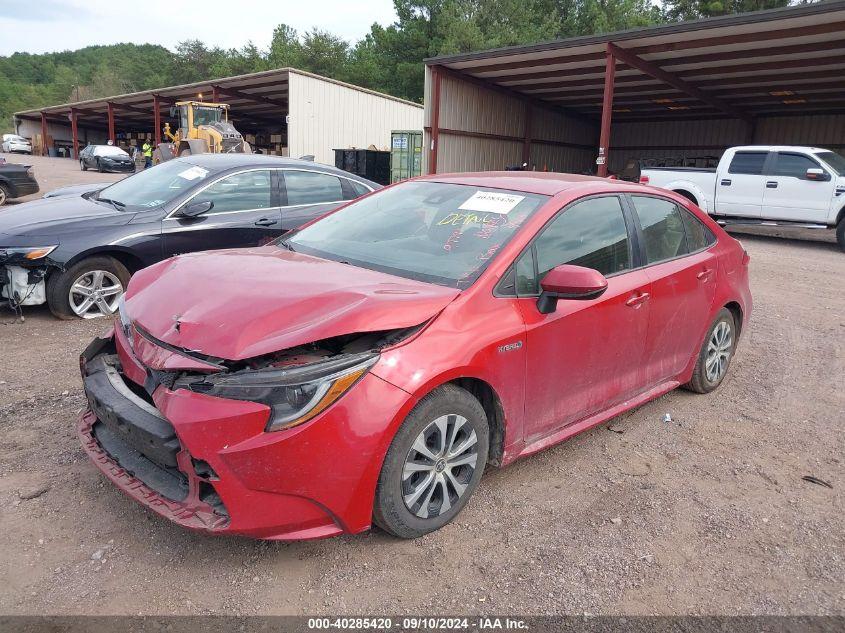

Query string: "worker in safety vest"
[[142, 140, 153, 169]]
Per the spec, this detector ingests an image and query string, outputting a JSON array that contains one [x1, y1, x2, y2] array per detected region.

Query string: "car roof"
[[177, 154, 379, 186], [418, 171, 641, 196]]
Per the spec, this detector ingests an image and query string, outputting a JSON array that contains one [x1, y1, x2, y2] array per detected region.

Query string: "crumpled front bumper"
[[77, 327, 414, 540]]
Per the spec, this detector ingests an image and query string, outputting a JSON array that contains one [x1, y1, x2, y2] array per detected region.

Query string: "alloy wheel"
[[705, 320, 733, 383], [68, 270, 124, 318], [0, 186, 6, 205], [402, 414, 478, 519]]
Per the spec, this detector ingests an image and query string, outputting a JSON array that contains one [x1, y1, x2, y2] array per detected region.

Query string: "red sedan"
[[78, 172, 751, 540]]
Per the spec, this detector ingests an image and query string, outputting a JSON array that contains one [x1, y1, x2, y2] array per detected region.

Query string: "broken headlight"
[[1, 245, 57, 260], [176, 353, 378, 432]]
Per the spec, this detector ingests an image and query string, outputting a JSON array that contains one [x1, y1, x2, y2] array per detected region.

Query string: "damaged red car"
[[78, 172, 751, 540]]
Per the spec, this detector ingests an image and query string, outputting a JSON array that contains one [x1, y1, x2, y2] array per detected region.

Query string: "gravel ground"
[[0, 155, 842, 616]]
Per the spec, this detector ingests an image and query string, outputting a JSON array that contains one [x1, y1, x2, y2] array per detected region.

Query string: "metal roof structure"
[[423, 0, 845, 175], [15, 67, 421, 134], [425, 0, 845, 124]]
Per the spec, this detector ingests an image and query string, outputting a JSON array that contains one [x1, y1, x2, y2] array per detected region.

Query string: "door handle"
[[720, 179, 731, 186], [625, 292, 650, 307], [766, 181, 778, 189], [254, 217, 278, 226], [697, 268, 713, 281]]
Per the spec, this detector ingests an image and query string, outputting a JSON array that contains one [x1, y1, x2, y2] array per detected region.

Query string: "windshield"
[[815, 151, 845, 176], [193, 106, 224, 127], [96, 159, 213, 209], [94, 145, 129, 157], [285, 181, 548, 288]]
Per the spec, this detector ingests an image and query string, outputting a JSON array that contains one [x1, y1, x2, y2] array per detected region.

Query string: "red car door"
[[513, 195, 652, 443], [628, 195, 718, 385]]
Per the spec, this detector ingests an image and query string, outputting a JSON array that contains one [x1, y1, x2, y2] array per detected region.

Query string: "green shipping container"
[[390, 130, 423, 183]]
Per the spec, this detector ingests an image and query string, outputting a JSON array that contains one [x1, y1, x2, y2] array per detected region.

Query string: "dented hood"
[[124, 247, 460, 361]]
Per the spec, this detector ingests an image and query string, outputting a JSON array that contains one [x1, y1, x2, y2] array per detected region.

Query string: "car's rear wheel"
[[684, 308, 737, 394], [0, 184, 8, 206], [46, 256, 130, 320], [373, 384, 489, 539]]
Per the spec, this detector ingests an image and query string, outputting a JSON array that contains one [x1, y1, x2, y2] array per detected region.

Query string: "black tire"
[[46, 255, 130, 320], [836, 218, 845, 253], [373, 384, 489, 539], [684, 308, 737, 394], [80, 160, 87, 171], [0, 183, 9, 206], [96, 159, 104, 173]]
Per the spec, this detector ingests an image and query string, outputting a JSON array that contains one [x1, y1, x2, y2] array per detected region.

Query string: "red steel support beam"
[[429, 66, 442, 175], [597, 45, 615, 178], [153, 95, 161, 146], [608, 42, 753, 125], [522, 101, 532, 166], [40, 111, 49, 155], [70, 108, 79, 159], [107, 102, 115, 143]]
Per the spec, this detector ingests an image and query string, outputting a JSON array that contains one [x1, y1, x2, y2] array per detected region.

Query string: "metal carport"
[[14, 68, 423, 166], [423, 1, 845, 177]]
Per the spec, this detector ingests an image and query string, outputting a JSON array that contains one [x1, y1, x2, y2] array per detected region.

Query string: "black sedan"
[[79, 145, 136, 173], [0, 161, 39, 206], [0, 154, 378, 319]]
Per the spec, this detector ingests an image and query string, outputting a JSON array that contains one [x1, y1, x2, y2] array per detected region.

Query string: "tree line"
[[1, 0, 795, 133]]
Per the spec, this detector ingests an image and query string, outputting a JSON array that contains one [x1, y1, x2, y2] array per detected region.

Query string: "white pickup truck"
[[631, 146, 845, 251]]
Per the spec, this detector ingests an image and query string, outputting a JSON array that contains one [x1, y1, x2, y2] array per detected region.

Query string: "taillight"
[[639, 175, 649, 184]]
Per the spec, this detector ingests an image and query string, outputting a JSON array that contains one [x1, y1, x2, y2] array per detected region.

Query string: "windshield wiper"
[[98, 197, 126, 212]]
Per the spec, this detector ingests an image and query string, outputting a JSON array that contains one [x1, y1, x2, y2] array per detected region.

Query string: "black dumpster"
[[334, 149, 391, 186]]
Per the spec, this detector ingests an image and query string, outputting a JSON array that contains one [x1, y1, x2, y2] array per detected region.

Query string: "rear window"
[[728, 152, 768, 175], [681, 209, 716, 252]]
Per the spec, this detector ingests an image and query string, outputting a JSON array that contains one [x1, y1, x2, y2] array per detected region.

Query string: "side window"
[[190, 170, 272, 214], [680, 208, 715, 252], [284, 170, 344, 206], [631, 196, 690, 263], [728, 152, 768, 175], [348, 179, 371, 198], [533, 196, 631, 281], [772, 153, 823, 179]]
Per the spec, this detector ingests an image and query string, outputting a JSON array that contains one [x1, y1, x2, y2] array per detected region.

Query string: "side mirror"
[[537, 264, 608, 314], [806, 168, 830, 181], [179, 200, 213, 217]]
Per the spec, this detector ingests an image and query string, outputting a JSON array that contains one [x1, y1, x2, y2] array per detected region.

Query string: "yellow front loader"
[[153, 101, 250, 163]]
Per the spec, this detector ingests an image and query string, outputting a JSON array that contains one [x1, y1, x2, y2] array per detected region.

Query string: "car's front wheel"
[[80, 159, 87, 171], [685, 308, 737, 393], [374, 384, 489, 539], [0, 184, 8, 206], [46, 255, 130, 320]]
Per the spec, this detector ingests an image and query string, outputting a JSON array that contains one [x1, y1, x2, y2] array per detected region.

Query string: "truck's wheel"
[[46, 256, 130, 320], [837, 218, 845, 252]]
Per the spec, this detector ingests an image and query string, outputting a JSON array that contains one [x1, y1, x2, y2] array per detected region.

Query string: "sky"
[[0, 0, 399, 56]]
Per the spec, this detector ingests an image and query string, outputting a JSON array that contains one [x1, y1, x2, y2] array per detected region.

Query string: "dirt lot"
[[0, 155, 842, 616]]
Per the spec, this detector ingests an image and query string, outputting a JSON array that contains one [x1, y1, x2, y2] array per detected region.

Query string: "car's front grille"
[[92, 420, 189, 502]]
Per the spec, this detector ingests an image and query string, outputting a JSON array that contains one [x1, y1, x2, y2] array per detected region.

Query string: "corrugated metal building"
[[14, 68, 423, 166], [423, 2, 845, 176]]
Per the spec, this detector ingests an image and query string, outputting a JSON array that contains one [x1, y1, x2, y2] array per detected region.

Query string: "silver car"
[[1, 134, 32, 154]]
